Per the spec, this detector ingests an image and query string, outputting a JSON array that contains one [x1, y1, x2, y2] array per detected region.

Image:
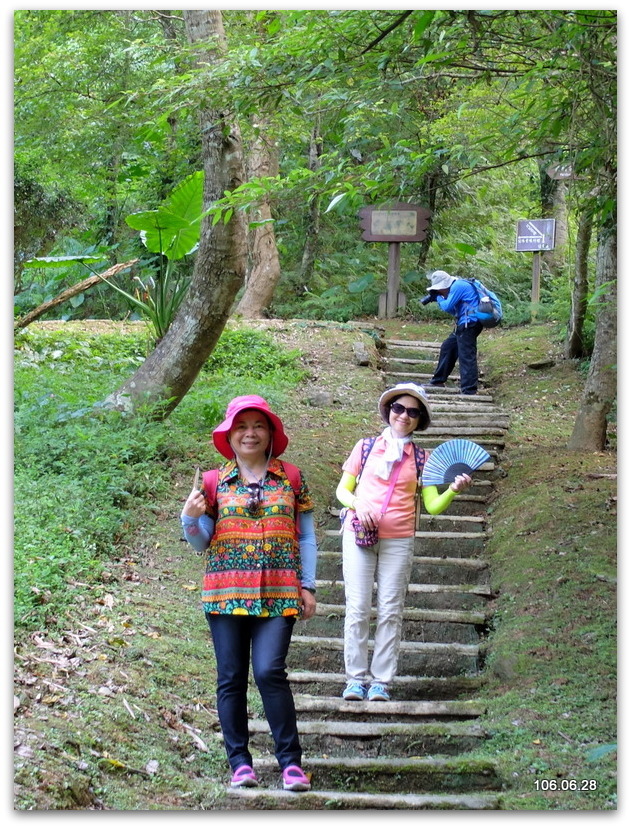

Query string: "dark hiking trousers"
[[206, 613, 301, 772], [430, 321, 483, 394]]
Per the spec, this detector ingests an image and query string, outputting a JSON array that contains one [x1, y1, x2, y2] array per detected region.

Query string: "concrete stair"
[[225, 335, 509, 810]]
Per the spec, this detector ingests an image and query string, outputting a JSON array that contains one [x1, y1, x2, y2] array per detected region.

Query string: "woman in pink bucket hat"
[[180, 395, 316, 792]]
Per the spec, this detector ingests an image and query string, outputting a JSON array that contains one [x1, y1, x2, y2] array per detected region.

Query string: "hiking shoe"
[[230, 764, 259, 788], [342, 681, 367, 701], [282, 764, 311, 791], [367, 682, 390, 701]]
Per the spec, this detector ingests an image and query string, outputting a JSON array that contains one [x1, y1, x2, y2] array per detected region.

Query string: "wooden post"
[[386, 242, 401, 317], [531, 251, 541, 319]]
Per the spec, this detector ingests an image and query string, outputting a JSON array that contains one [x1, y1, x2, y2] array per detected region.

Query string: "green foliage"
[[202, 328, 303, 382], [107, 171, 208, 340], [125, 171, 205, 261], [14, 161, 79, 288], [14, 393, 171, 626]]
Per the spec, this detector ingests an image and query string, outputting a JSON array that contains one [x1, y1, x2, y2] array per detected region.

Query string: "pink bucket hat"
[[212, 395, 289, 459]]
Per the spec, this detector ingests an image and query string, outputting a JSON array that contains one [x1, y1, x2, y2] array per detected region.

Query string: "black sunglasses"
[[246, 483, 262, 513], [390, 401, 422, 419]]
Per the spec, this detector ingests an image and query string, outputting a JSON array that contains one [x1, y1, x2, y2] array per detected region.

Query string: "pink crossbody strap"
[[380, 459, 403, 517]]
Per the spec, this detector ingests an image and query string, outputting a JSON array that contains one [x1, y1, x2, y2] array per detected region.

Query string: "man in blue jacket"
[[423, 270, 483, 396]]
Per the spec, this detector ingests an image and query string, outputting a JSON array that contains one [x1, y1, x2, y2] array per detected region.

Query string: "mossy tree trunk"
[[568, 220, 616, 451], [105, 10, 247, 417], [565, 206, 594, 359], [235, 118, 281, 318], [298, 112, 323, 286]]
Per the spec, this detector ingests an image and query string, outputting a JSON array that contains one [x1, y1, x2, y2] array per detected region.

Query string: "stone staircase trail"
[[227, 336, 509, 810]]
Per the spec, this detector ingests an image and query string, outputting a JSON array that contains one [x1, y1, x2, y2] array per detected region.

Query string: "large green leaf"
[[125, 171, 205, 261]]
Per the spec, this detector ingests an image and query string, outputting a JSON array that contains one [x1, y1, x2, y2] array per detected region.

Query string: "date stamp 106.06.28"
[[534, 779, 598, 792]]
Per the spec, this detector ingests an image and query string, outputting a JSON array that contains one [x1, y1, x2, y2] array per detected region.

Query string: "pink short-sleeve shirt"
[[342, 435, 419, 538]]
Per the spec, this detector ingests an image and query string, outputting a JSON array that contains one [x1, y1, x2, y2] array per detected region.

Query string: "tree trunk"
[[298, 114, 323, 286], [565, 206, 593, 359], [540, 164, 569, 277], [568, 222, 616, 451], [235, 121, 281, 318], [416, 171, 440, 269], [104, 10, 247, 417]]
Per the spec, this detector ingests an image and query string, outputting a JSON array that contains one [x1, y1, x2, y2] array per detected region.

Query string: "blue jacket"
[[436, 279, 480, 327]]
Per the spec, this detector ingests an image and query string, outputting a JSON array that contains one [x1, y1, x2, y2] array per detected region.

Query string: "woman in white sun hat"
[[335, 383, 471, 702]]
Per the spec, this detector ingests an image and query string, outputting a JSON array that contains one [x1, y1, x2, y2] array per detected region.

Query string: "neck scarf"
[[375, 426, 412, 480]]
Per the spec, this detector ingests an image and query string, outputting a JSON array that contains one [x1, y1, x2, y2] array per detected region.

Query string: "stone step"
[[314, 602, 488, 626], [431, 403, 504, 414], [384, 338, 443, 349], [428, 415, 510, 428], [299, 604, 485, 644], [315, 549, 490, 581], [327, 511, 488, 531], [384, 358, 438, 371], [228, 787, 502, 810], [418, 513, 487, 531], [385, 370, 465, 383], [321, 528, 490, 544], [286, 635, 480, 677], [423, 425, 507, 437], [300, 618, 480, 645], [313, 580, 493, 611], [415, 387, 496, 402], [316, 549, 490, 582], [292, 694, 487, 722], [248, 754, 502, 793], [248, 718, 489, 757], [287, 670, 485, 700]]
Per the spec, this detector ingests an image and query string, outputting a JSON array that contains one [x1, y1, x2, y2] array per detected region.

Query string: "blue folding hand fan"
[[422, 439, 490, 486]]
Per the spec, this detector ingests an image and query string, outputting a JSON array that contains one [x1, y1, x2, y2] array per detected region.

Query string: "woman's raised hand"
[[182, 488, 207, 518]]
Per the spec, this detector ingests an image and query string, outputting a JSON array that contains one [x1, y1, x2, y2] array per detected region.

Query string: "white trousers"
[[342, 530, 415, 685]]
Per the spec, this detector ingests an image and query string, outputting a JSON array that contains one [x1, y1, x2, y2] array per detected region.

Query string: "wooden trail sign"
[[515, 219, 556, 318], [358, 203, 431, 318]]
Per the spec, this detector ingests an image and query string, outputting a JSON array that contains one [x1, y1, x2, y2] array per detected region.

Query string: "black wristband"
[[302, 587, 316, 595]]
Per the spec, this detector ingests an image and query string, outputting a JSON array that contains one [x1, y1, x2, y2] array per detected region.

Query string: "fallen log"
[[14, 259, 139, 331]]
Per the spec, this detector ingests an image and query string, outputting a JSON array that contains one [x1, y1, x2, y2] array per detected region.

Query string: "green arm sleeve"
[[336, 471, 357, 509], [422, 484, 458, 515]]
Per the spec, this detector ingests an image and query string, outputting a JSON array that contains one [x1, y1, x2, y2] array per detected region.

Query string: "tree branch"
[[360, 10, 414, 55], [14, 259, 138, 330]]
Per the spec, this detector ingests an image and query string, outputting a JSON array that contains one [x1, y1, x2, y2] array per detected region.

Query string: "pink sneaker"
[[230, 764, 258, 788], [282, 764, 311, 791]]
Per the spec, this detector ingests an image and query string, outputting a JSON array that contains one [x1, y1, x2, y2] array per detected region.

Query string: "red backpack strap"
[[279, 460, 301, 496], [279, 461, 303, 534]]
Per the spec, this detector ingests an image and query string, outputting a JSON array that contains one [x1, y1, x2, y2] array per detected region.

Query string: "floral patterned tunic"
[[202, 457, 314, 617]]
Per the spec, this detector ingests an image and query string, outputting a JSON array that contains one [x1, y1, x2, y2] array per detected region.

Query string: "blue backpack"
[[466, 278, 503, 328]]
